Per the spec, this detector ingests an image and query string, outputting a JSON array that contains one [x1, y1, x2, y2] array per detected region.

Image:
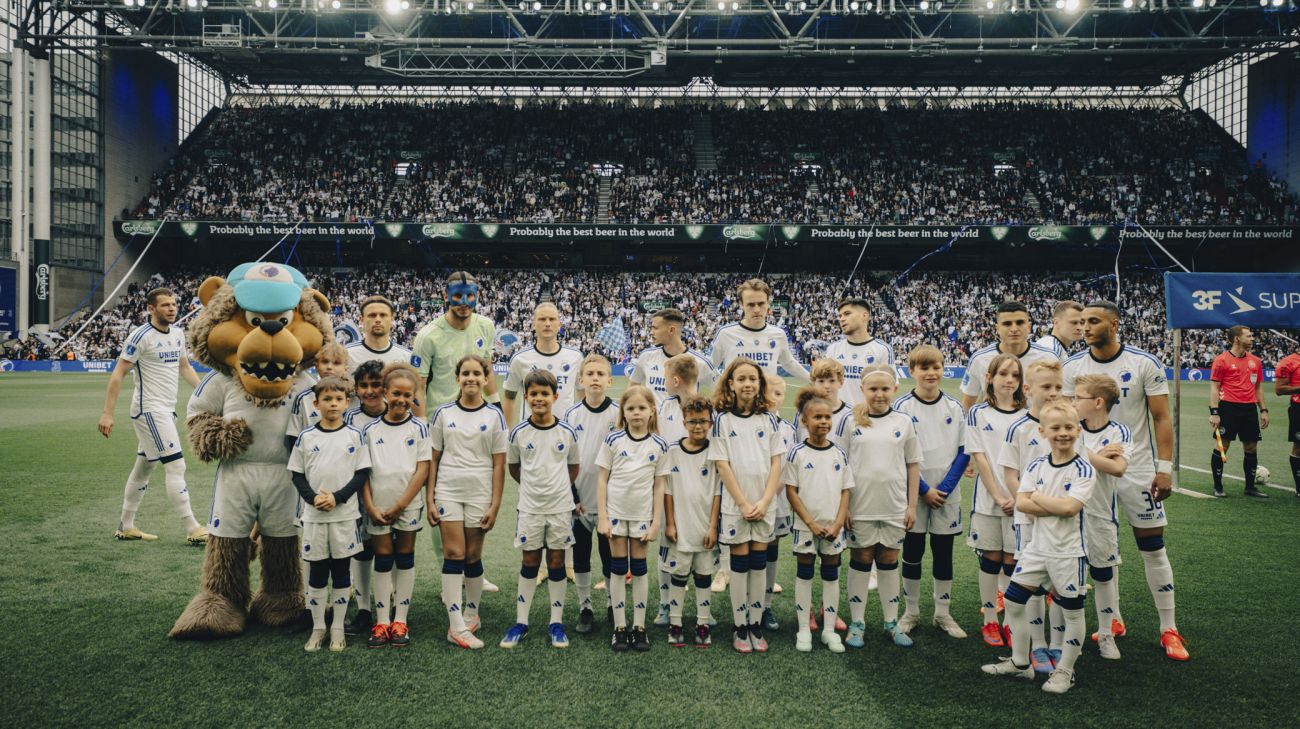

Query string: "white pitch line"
[[1178, 463, 1292, 493], [1173, 487, 1212, 500]]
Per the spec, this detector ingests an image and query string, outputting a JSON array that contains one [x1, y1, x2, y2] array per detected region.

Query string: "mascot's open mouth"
[[240, 360, 297, 382]]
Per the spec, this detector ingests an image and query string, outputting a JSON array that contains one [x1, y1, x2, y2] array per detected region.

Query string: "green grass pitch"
[[3, 373, 1298, 727]]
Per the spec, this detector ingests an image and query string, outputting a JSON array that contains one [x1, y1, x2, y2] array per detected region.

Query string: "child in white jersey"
[[286, 341, 351, 449], [288, 377, 371, 653], [982, 401, 1096, 695], [965, 353, 1028, 648], [344, 358, 386, 634], [427, 355, 507, 650], [654, 354, 699, 628], [598, 385, 669, 652], [785, 395, 852, 654], [761, 373, 795, 633], [711, 358, 787, 654], [663, 395, 721, 647], [564, 354, 620, 635], [361, 365, 431, 649], [838, 364, 920, 649]]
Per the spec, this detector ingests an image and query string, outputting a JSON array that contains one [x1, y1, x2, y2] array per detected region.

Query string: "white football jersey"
[[628, 345, 717, 403], [188, 371, 314, 465], [286, 390, 359, 439], [797, 402, 855, 445], [596, 430, 670, 522], [1062, 345, 1168, 477], [775, 416, 797, 517], [664, 440, 717, 551], [782, 441, 853, 530], [892, 390, 966, 492], [429, 401, 507, 504], [1034, 334, 1074, 363], [504, 345, 585, 414], [709, 322, 810, 383], [710, 410, 788, 516], [997, 413, 1050, 526], [960, 342, 1058, 401], [120, 322, 188, 417], [1020, 454, 1095, 558], [346, 406, 384, 431], [507, 418, 579, 514], [964, 402, 1028, 516], [1078, 420, 1132, 521], [346, 340, 421, 371], [658, 396, 687, 443], [838, 410, 921, 521], [823, 337, 896, 407], [563, 397, 620, 512], [362, 415, 432, 506], [288, 423, 371, 523]]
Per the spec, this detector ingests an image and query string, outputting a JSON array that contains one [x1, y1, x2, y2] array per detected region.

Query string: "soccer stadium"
[[3, 0, 1300, 725]]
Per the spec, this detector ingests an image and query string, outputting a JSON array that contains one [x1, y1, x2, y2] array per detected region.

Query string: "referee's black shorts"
[[1218, 401, 1261, 443], [1289, 402, 1300, 445]]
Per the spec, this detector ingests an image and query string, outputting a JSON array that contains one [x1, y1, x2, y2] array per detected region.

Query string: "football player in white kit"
[[628, 307, 716, 403], [710, 278, 810, 384], [99, 287, 207, 544], [502, 302, 585, 428], [1062, 300, 1187, 661], [961, 301, 1057, 412], [823, 297, 895, 407], [346, 295, 424, 417], [1034, 300, 1085, 363]]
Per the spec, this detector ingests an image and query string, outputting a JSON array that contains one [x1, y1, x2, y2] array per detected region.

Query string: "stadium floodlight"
[[919, 0, 928, 8], [123, 0, 134, 6], [1271, 0, 1282, 6], [385, 0, 401, 12], [1191, 0, 1202, 6], [331, 0, 340, 7], [186, 0, 197, 7], [848, 0, 859, 10], [1064, 0, 1078, 9], [597, 0, 606, 9], [267, 0, 277, 7], [1122, 0, 1132, 7], [534, 0, 542, 9]]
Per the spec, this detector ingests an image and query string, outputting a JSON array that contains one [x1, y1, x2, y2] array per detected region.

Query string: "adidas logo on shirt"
[[804, 463, 815, 470]]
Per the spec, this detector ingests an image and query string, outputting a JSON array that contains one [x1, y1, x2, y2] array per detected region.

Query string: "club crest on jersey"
[[479, 423, 488, 431], [125, 344, 137, 356], [893, 430, 902, 439], [475, 338, 484, 349], [701, 468, 710, 477], [410, 355, 422, 367], [347, 445, 356, 453], [834, 462, 842, 471], [406, 437, 415, 446], [769, 340, 777, 349], [945, 416, 953, 425], [1120, 370, 1133, 383], [557, 443, 566, 451]]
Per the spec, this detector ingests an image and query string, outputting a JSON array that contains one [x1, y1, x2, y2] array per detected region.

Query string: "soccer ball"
[[1256, 465, 1271, 485]]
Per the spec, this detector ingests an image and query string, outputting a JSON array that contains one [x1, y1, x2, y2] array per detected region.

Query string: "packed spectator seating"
[[126, 102, 1297, 227], [18, 267, 1294, 371]]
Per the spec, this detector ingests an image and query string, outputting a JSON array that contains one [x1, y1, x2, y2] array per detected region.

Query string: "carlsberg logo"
[[121, 221, 160, 236], [421, 224, 458, 239], [1027, 226, 1064, 241], [35, 264, 49, 300], [722, 225, 761, 241]]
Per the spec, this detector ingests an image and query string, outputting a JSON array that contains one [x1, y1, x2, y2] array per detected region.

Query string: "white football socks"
[[162, 459, 200, 532], [1141, 548, 1177, 632]]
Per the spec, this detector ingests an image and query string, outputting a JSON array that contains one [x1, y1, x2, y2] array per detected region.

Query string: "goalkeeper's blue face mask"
[[447, 281, 479, 310]]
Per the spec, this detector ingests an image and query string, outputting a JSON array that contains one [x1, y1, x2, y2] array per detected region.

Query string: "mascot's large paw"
[[169, 536, 252, 640], [249, 535, 305, 626], [186, 414, 252, 462]]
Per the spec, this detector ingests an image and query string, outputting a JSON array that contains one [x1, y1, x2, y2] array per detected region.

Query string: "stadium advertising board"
[[1164, 272, 1300, 329], [114, 221, 1300, 246]]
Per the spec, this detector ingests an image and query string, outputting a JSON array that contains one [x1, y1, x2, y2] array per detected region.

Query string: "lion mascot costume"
[[170, 262, 331, 639]]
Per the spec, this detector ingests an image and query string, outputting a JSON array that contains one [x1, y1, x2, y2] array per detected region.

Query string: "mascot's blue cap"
[[227, 262, 309, 313]]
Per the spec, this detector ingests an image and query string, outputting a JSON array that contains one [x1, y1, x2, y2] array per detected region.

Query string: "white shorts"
[[1116, 472, 1168, 528], [791, 526, 846, 556], [1012, 551, 1088, 600], [1083, 514, 1122, 568], [366, 504, 425, 535], [132, 412, 183, 462], [435, 499, 489, 526], [209, 462, 300, 539], [515, 512, 574, 551], [1013, 522, 1034, 561], [609, 517, 653, 539], [667, 546, 720, 578], [910, 491, 963, 535], [773, 514, 794, 539], [720, 513, 775, 545], [302, 520, 363, 561], [967, 513, 1016, 554], [846, 519, 905, 550]]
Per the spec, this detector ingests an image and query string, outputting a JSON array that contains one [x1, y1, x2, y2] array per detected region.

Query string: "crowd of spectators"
[[14, 266, 1294, 371], [127, 101, 1297, 227]]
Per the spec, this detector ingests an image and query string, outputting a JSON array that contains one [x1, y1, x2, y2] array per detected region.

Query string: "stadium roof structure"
[[21, 0, 1300, 87]]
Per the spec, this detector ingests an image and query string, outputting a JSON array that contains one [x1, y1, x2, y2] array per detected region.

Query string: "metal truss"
[[365, 47, 651, 76]]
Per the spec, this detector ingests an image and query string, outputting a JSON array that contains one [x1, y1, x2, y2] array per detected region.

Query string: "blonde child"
[[361, 365, 431, 648], [663, 395, 722, 647], [427, 355, 506, 649], [796, 359, 855, 444], [563, 354, 620, 635], [762, 373, 795, 633], [965, 353, 1028, 648], [785, 395, 852, 654], [997, 358, 1065, 673], [598, 385, 669, 651], [982, 401, 1095, 695], [288, 376, 371, 652], [286, 341, 351, 449], [837, 364, 920, 649], [711, 358, 787, 653], [655, 354, 698, 627]]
